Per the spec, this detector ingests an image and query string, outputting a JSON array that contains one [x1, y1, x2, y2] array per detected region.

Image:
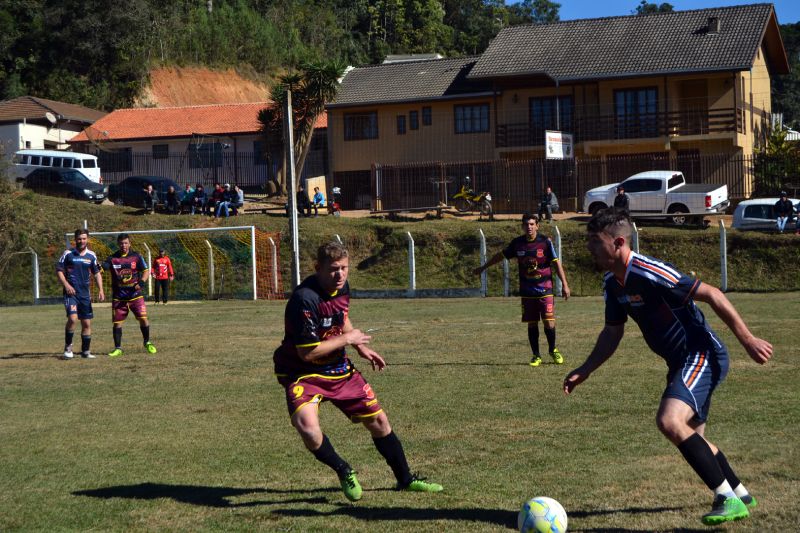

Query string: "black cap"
[[780, 191, 788, 197]]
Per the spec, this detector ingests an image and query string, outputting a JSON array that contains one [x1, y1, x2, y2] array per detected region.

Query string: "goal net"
[[64, 226, 284, 301]]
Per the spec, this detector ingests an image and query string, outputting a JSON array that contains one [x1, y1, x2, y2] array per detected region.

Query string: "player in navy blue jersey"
[[56, 229, 104, 359], [274, 242, 442, 502], [564, 208, 772, 526], [474, 213, 571, 366]]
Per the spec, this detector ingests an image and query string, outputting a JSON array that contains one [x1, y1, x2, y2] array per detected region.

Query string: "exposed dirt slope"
[[136, 67, 270, 107]]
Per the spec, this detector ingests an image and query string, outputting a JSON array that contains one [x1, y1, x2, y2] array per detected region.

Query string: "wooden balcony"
[[495, 108, 743, 148]]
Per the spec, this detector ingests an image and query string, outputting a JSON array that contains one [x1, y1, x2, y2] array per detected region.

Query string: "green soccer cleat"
[[339, 470, 362, 502], [701, 495, 749, 525], [550, 348, 564, 364], [145, 341, 157, 354], [529, 355, 542, 367], [399, 474, 443, 493], [108, 348, 124, 358], [740, 494, 758, 509]]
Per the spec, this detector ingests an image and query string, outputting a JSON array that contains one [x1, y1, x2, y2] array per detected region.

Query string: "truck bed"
[[676, 183, 723, 193]]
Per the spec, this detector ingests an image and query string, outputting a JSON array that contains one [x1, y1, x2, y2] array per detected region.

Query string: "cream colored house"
[[327, 4, 790, 210]]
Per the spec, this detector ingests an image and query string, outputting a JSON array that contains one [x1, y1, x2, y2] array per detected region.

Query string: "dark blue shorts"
[[64, 294, 93, 320], [663, 344, 729, 423]]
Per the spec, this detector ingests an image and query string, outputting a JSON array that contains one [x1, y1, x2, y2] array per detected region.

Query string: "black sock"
[[544, 327, 556, 352], [373, 431, 412, 486], [527, 325, 540, 356], [715, 450, 742, 489], [113, 327, 122, 348], [81, 335, 91, 354], [140, 324, 150, 343], [677, 433, 725, 491], [65, 329, 75, 348], [311, 434, 351, 476]]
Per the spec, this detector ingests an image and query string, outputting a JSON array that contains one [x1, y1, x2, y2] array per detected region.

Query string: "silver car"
[[732, 197, 798, 231]]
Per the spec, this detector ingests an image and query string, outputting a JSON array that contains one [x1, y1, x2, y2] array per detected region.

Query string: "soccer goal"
[[65, 226, 284, 301]]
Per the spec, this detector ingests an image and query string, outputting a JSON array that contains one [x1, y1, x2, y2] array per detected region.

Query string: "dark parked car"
[[23, 168, 106, 204], [108, 176, 180, 209]]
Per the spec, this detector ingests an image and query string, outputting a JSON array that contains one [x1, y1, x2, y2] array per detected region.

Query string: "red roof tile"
[[69, 102, 327, 143]]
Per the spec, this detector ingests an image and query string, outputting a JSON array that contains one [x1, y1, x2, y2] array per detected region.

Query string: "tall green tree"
[[634, 0, 674, 15], [258, 61, 345, 196], [773, 22, 800, 129]]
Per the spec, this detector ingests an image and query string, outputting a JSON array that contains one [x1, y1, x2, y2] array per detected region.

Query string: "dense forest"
[[0, 0, 798, 126]]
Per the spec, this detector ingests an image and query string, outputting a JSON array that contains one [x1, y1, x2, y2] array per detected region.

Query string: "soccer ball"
[[518, 496, 568, 533]]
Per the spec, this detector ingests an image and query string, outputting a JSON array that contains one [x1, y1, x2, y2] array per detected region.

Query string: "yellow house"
[[327, 4, 789, 210]]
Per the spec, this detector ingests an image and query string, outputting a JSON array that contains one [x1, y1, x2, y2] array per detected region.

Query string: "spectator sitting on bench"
[[143, 184, 158, 214], [296, 185, 312, 217], [165, 186, 180, 214], [180, 184, 195, 212], [191, 184, 207, 215], [312, 186, 325, 217]]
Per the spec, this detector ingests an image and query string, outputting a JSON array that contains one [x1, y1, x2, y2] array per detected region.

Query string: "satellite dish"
[[45, 112, 57, 125]]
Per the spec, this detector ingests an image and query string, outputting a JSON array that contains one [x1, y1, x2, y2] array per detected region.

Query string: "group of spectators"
[[167, 183, 244, 217], [294, 185, 326, 217]]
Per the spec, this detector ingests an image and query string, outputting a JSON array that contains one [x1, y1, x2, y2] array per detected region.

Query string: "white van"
[[10, 150, 102, 184]]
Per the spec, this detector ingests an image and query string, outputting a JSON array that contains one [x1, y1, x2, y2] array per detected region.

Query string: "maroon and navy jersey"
[[274, 275, 352, 379], [603, 252, 726, 366], [502, 234, 559, 297], [103, 250, 149, 300], [56, 248, 101, 297]]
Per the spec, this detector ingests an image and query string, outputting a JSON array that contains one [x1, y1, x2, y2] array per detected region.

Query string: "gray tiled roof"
[[329, 57, 492, 108], [470, 4, 778, 82]]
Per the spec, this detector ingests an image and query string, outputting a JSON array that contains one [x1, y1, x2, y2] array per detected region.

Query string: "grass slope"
[[2, 187, 799, 304]]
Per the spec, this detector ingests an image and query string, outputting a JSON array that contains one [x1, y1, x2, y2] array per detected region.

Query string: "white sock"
[[713, 480, 735, 498], [732, 483, 749, 498]]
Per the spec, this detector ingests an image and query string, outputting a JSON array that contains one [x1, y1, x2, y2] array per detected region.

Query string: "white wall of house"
[[0, 122, 85, 156]]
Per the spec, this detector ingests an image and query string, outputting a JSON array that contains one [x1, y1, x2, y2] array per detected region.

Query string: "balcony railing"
[[495, 108, 742, 148]]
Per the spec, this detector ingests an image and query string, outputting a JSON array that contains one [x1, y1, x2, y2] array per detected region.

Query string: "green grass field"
[[1, 295, 797, 532]]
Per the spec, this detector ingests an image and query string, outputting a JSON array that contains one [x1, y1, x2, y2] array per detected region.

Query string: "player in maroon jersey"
[[474, 213, 571, 366]]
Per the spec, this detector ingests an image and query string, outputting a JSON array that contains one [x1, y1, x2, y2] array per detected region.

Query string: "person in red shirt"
[[152, 249, 174, 304]]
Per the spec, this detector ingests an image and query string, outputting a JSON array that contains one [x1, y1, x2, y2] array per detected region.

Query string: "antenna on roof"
[[45, 112, 57, 126]]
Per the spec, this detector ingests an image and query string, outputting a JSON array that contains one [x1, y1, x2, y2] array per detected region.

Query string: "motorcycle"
[[328, 186, 342, 216], [452, 177, 492, 217]]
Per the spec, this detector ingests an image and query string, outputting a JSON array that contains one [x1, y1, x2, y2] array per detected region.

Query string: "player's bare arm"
[[693, 282, 772, 364], [56, 271, 75, 295], [140, 269, 151, 283], [296, 328, 372, 363], [473, 251, 504, 276], [344, 316, 386, 371], [94, 271, 105, 302], [553, 259, 571, 300], [563, 324, 624, 394]]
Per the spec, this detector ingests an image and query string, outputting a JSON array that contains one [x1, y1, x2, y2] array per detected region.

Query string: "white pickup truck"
[[583, 170, 729, 225]]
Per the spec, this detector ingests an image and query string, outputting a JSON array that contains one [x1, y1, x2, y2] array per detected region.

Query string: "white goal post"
[[65, 226, 260, 300]]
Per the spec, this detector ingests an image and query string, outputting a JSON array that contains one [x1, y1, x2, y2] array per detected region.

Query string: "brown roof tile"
[[0, 96, 106, 123]]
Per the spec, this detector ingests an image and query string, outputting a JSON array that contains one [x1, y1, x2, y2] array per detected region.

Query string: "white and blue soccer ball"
[[518, 496, 568, 533]]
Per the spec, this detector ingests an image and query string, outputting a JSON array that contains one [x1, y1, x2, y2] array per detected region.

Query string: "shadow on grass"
[[568, 506, 716, 533], [1, 352, 58, 359], [73, 482, 336, 508], [271, 505, 517, 527]]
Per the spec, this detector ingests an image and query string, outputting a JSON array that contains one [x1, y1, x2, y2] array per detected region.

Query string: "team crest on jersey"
[[536, 248, 544, 258], [322, 317, 332, 327], [625, 294, 645, 306], [362, 384, 375, 399]]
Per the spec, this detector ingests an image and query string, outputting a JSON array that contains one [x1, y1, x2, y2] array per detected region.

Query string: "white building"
[[0, 96, 106, 155]]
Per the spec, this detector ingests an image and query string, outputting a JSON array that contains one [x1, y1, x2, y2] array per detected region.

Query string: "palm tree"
[[258, 61, 345, 196]]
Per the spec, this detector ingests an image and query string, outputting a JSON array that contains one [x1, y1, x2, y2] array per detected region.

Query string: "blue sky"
[[558, 1, 800, 24]]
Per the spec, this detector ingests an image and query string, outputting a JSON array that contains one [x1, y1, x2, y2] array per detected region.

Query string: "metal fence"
[[368, 152, 783, 213]]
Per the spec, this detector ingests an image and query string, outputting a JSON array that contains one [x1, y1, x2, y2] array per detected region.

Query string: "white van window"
[[82, 159, 96, 169], [63, 158, 73, 168], [41, 156, 51, 166], [73, 159, 82, 168], [31, 156, 41, 165], [52, 157, 62, 167]]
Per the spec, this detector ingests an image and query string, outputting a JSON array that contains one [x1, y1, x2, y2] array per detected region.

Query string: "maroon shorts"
[[521, 295, 554, 322], [112, 297, 147, 324], [280, 370, 383, 422]]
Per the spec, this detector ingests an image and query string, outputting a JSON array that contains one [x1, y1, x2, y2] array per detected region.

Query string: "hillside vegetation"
[[1, 180, 798, 305]]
